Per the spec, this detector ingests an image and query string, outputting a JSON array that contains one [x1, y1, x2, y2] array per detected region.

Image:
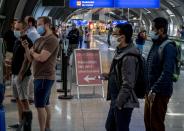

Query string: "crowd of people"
[[102, 17, 179, 131], [2, 16, 92, 131], [0, 16, 180, 131]]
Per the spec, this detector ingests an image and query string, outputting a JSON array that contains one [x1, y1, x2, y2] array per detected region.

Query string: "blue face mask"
[[150, 31, 159, 40], [37, 26, 45, 36], [14, 31, 21, 38]]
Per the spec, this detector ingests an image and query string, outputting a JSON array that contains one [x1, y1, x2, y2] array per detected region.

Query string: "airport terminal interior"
[[0, 0, 184, 131]]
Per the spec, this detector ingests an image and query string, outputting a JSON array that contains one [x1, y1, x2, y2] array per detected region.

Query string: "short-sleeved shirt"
[[12, 36, 33, 76], [32, 34, 59, 80]]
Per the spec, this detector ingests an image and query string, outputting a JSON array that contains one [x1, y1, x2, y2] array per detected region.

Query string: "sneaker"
[[8, 123, 20, 128]]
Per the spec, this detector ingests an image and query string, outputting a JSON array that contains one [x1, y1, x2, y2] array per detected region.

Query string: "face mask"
[[37, 25, 45, 36], [14, 31, 21, 38], [150, 31, 159, 40], [114, 35, 123, 45]]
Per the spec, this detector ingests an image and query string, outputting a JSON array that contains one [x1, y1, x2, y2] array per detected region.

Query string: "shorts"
[[34, 79, 54, 108], [12, 75, 30, 100]]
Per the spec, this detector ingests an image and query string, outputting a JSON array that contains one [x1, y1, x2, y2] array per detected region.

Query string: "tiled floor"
[[3, 34, 184, 131]]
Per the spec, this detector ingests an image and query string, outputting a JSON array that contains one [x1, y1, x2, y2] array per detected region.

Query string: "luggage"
[[0, 107, 6, 131]]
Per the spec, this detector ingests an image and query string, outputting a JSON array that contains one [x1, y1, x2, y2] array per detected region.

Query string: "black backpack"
[[120, 53, 147, 99]]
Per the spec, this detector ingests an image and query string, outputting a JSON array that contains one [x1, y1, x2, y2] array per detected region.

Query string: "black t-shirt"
[[12, 36, 33, 76], [3, 30, 17, 53]]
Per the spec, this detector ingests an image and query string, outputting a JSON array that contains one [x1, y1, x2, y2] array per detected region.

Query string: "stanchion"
[[57, 49, 70, 92], [58, 52, 73, 99]]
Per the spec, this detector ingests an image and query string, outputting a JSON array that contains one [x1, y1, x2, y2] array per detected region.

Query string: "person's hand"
[[30, 48, 34, 56], [101, 73, 109, 80], [17, 74, 23, 82], [21, 40, 29, 49], [148, 90, 156, 103]]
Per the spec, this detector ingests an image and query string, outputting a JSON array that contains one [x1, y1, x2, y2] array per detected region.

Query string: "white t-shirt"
[[26, 26, 40, 43]]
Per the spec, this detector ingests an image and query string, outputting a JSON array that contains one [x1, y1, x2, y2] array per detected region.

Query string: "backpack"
[[158, 40, 181, 82], [119, 53, 147, 99]]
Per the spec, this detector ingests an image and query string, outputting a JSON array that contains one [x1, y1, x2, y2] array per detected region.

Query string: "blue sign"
[[112, 20, 128, 26], [70, 19, 89, 26], [70, 0, 160, 8], [70, 0, 114, 8], [114, 0, 160, 8]]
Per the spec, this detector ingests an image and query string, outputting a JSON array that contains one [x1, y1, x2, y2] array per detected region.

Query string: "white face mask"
[[114, 35, 123, 46], [150, 31, 159, 40], [14, 31, 21, 38]]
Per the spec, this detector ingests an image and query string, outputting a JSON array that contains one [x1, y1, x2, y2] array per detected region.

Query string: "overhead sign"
[[70, 0, 160, 8], [114, 0, 160, 8], [74, 49, 103, 86], [112, 20, 128, 26], [70, 0, 114, 8], [69, 19, 88, 26]]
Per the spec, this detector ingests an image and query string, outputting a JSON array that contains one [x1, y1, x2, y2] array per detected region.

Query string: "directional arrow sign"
[[75, 49, 103, 86], [84, 75, 96, 83]]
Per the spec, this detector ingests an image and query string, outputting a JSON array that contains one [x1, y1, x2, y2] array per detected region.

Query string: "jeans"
[[107, 34, 111, 46], [105, 102, 133, 131], [144, 95, 170, 131], [136, 44, 144, 54], [79, 37, 83, 48], [34, 79, 54, 108]]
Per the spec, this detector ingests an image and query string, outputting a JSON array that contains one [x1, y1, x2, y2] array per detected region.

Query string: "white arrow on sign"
[[84, 75, 96, 83]]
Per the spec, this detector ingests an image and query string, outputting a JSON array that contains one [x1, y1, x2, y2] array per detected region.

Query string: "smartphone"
[[97, 75, 106, 80]]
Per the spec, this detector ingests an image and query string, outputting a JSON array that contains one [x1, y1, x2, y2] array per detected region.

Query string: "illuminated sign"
[[114, 0, 160, 8], [70, 0, 160, 8], [70, 19, 88, 26], [70, 0, 114, 8], [112, 20, 128, 26]]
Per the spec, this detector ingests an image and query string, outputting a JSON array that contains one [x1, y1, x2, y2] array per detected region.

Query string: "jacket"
[[107, 44, 140, 109], [67, 28, 79, 44], [136, 34, 145, 45], [146, 36, 177, 96]]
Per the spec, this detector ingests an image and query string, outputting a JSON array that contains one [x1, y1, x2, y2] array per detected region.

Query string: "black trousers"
[[105, 103, 133, 131]]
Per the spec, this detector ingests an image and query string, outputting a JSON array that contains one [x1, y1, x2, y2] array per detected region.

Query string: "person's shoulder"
[[164, 41, 177, 54], [50, 34, 58, 40], [47, 34, 59, 44]]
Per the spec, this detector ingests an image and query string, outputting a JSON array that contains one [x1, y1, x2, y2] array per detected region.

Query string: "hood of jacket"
[[114, 43, 140, 60]]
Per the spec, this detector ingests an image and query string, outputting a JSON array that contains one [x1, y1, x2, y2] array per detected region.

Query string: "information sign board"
[[70, 0, 160, 8], [74, 49, 103, 86]]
